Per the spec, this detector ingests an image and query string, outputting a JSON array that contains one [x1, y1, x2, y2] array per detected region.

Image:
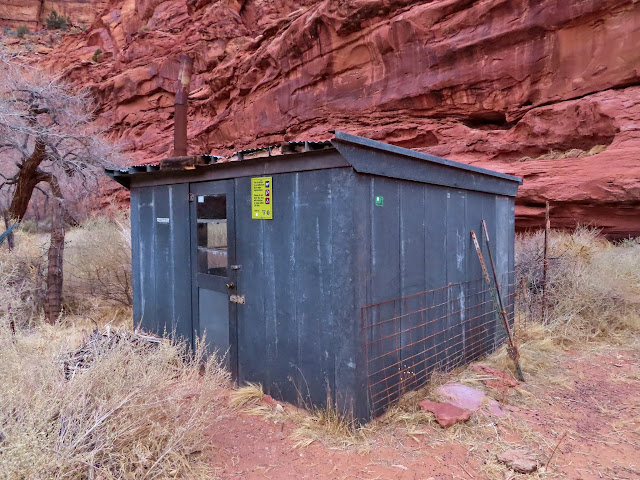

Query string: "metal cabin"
[[107, 131, 522, 421]]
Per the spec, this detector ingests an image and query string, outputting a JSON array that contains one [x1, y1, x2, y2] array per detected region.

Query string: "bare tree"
[[0, 51, 122, 323]]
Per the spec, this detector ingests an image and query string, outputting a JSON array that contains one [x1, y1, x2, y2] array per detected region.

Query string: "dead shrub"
[[0, 229, 48, 327], [64, 214, 132, 311], [0, 325, 229, 479], [516, 226, 640, 341]]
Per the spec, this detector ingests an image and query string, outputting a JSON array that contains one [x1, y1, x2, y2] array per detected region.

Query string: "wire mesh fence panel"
[[362, 272, 515, 417]]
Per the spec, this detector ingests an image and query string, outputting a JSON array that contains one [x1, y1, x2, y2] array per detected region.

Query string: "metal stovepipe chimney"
[[173, 54, 194, 157]]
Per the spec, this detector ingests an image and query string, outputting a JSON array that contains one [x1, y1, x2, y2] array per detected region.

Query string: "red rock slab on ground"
[[471, 364, 520, 394], [418, 399, 471, 428]]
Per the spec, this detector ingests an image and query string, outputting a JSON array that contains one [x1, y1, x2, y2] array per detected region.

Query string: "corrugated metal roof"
[[111, 140, 334, 175], [106, 132, 522, 188]]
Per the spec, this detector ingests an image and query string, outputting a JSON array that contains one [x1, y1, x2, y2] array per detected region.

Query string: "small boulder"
[[418, 399, 471, 427], [496, 449, 538, 473]]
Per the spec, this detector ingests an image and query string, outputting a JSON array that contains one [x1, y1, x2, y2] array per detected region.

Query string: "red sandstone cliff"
[[0, 0, 106, 29], [10, 0, 640, 236]]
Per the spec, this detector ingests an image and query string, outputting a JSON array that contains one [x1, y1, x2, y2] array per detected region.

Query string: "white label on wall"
[[156, 217, 170, 224]]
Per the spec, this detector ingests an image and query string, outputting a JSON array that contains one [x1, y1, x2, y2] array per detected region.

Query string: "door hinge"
[[230, 294, 245, 304], [230, 265, 242, 270], [188, 193, 195, 202]]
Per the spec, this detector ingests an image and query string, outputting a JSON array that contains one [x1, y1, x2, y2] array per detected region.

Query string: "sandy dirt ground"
[[207, 344, 640, 480]]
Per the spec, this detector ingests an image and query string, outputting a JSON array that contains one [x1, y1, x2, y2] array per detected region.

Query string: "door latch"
[[188, 193, 195, 202], [225, 282, 235, 289], [230, 265, 242, 270], [230, 295, 245, 304]]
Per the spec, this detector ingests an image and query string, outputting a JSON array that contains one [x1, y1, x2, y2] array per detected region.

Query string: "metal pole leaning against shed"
[[471, 229, 524, 381], [173, 54, 194, 157]]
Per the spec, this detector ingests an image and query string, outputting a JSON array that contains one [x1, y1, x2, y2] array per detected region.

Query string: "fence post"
[[542, 201, 550, 323]]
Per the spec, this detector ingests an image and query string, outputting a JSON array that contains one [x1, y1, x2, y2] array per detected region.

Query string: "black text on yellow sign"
[[251, 176, 273, 220]]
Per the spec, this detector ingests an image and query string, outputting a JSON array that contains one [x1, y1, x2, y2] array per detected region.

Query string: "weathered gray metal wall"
[[354, 174, 516, 418], [131, 184, 192, 342], [232, 167, 361, 415]]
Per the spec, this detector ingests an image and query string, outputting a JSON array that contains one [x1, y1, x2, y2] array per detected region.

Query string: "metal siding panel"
[[294, 170, 335, 407], [234, 176, 267, 386], [424, 184, 448, 375], [130, 188, 142, 328], [330, 169, 360, 417], [352, 174, 373, 420], [154, 186, 175, 337], [445, 189, 466, 370], [170, 183, 193, 344], [399, 182, 427, 389], [496, 196, 516, 336], [480, 194, 498, 356], [261, 173, 299, 403], [137, 187, 157, 333], [463, 190, 485, 364], [369, 176, 402, 408]]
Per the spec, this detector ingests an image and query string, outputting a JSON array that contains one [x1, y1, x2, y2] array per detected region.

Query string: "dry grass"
[[516, 227, 640, 342], [0, 229, 48, 327], [289, 403, 370, 450], [0, 216, 133, 329], [230, 382, 370, 450], [229, 382, 264, 408], [0, 324, 230, 479], [519, 144, 608, 162], [64, 214, 133, 312]]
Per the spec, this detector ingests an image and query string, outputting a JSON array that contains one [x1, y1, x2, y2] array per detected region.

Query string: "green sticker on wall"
[[375, 195, 384, 206]]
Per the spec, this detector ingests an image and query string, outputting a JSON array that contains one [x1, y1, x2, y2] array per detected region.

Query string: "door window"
[[196, 194, 227, 276]]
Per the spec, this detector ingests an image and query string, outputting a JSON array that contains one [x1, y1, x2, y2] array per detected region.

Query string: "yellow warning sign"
[[251, 176, 272, 220]]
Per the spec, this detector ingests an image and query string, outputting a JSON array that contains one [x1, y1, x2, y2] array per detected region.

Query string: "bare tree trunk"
[[2, 210, 14, 251], [8, 138, 47, 221], [44, 198, 65, 324]]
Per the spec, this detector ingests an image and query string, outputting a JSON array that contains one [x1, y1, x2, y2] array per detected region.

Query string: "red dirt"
[[207, 345, 640, 479]]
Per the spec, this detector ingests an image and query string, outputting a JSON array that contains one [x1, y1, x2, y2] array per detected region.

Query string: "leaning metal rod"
[[480, 220, 524, 380], [471, 230, 524, 381], [481, 220, 508, 319]]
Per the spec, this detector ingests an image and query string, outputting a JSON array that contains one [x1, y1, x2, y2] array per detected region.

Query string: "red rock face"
[[32, 0, 640, 236], [0, 0, 106, 29]]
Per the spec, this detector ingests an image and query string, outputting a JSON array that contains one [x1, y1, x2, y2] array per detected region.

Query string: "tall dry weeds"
[[0, 229, 48, 327], [516, 227, 640, 341], [0, 216, 133, 328], [0, 325, 229, 479], [64, 214, 133, 311]]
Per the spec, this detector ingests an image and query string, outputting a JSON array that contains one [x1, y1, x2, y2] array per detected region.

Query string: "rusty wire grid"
[[362, 272, 515, 416]]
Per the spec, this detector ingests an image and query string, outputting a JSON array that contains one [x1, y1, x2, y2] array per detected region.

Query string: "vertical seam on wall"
[[151, 188, 157, 330], [398, 181, 403, 369], [169, 186, 175, 329], [294, 173, 300, 401], [328, 176, 335, 406]]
